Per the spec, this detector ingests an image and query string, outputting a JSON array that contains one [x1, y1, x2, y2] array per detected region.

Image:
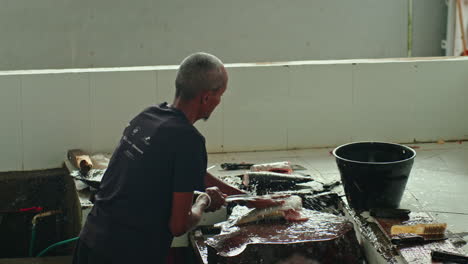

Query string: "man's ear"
[[200, 91, 209, 104]]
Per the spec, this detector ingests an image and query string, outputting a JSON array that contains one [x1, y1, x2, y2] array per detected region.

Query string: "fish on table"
[[234, 195, 308, 225], [240, 171, 314, 188]]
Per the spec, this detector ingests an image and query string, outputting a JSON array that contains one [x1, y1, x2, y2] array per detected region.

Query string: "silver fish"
[[235, 195, 305, 225]]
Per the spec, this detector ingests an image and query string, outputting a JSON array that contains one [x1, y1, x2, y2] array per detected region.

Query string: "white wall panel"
[[1, 58, 468, 171], [0, 76, 22, 171], [352, 60, 468, 143], [287, 64, 354, 148], [351, 63, 420, 143], [223, 67, 289, 152], [21, 73, 90, 170], [406, 60, 468, 141], [90, 71, 157, 152]]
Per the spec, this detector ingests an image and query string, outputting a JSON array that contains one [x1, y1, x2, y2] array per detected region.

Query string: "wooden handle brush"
[[391, 223, 447, 235]]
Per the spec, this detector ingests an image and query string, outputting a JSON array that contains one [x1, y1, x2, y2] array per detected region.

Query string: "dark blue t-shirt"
[[80, 102, 207, 263]]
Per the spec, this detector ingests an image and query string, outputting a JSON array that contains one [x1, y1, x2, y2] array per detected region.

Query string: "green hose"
[[29, 209, 63, 257], [28, 225, 37, 257], [36, 237, 79, 257]]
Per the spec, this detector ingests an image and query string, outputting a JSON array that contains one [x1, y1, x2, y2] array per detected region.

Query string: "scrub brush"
[[391, 223, 447, 235]]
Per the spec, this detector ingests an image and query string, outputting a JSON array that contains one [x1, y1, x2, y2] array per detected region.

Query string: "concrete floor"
[[207, 141, 468, 255]]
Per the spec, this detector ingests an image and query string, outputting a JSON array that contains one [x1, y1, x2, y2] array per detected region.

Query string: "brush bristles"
[[421, 223, 447, 234], [391, 223, 447, 235]]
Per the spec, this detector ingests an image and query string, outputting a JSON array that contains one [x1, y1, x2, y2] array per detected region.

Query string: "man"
[[73, 53, 281, 264], [73, 52, 280, 264]]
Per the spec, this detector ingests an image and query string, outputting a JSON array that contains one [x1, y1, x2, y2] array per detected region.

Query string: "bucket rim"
[[332, 141, 416, 165]]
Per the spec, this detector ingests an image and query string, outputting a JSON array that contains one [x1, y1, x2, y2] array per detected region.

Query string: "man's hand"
[[245, 194, 291, 209], [205, 187, 227, 212]]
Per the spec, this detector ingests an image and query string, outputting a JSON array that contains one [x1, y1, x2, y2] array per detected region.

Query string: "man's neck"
[[171, 98, 199, 124]]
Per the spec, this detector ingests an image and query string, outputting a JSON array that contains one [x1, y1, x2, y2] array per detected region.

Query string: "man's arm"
[[169, 187, 226, 236], [169, 192, 209, 237], [205, 172, 289, 209], [205, 172, 246, 195]]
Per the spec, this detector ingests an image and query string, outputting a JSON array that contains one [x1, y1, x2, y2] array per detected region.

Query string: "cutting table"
[[64, 150, 467, 263]]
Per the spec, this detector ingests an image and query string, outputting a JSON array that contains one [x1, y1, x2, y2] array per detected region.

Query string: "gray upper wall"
[[412, 0, 447, 57], [0, 0, 446, 71]]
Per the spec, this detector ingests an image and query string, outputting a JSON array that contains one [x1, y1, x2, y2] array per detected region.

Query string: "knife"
[[391, 233, 448, 245], [225, 194, 261, 203], [431, 250, 468, 263], [225, 194, 290, 204]]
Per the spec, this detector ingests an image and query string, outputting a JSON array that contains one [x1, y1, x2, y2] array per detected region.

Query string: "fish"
[[225, 194, 290, 204], [240, 171, 313, 187], [235, 195, 308, 225]]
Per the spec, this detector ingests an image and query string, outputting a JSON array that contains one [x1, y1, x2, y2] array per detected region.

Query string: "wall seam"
[[155, 71, 158, 101], [88, 73, 94, 152], [19, 77, 25, 170], [221, 92, 225, 153], [351, 64, 356, 142], [286, 66, 291, 150]]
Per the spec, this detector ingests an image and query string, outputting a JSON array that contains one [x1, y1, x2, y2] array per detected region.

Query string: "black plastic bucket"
[[332, 142, 416, 211]]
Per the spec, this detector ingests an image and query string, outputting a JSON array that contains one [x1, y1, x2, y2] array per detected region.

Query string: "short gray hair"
[[175, 52, 225, 100]]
